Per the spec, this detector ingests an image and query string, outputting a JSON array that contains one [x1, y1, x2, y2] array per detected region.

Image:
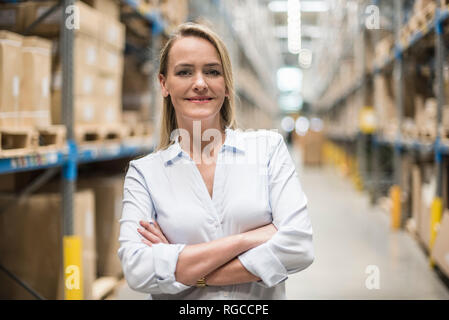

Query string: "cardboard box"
[[100, 98, 122, 124], [74, 34, 99, 70], [412, 165, 422, 235], [51, 92, 98, 125], [83, 0, 120, 20], [98, 74, 122, 101], [301, 130, 324, 166], [431, 212, 449, 277], [24, 0, 100, 38], [0, 31, 23, 128], [78, 176, 124, 278], [0, 3, 27, 33], [98, 44, 124, 76], [0, 190, 96, 300], [19, 36, 52, 127], [100, 13, 125, 51]]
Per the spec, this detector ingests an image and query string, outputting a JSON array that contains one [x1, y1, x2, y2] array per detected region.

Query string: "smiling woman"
[[118, 22, 314, 300]]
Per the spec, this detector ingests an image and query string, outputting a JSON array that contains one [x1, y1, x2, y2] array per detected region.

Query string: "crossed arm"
[[137, 220, 276, 286]]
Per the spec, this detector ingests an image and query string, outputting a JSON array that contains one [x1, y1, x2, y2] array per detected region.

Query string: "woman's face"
[[159, 36, 228, 125]]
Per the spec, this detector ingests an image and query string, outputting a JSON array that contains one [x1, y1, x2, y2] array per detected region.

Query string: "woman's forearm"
[[204, 257, 260, 286], [175, 224, 275, 285]]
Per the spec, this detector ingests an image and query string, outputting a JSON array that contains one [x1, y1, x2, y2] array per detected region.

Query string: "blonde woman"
[[118, 23, 314, 300]]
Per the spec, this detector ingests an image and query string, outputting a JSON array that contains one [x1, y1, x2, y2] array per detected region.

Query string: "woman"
[[118, 23, 314, 300]]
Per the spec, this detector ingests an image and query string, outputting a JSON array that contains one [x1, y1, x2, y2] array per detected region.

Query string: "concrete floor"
[[112, 145, 449, 300]]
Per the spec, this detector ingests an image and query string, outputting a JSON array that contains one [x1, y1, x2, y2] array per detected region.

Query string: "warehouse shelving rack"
[[0, 0, 165, 300], [321, 0, 448, 270]]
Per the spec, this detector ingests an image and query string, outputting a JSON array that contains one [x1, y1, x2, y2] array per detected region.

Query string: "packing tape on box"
[[19, 110, 50, 118], [85, 210, 94, 239], [0, 39, 21, 47], [12, 76, 20, 97], [0, 111, 19, 119], [42, 77, 50, 98], [22, 47, 51, 56]]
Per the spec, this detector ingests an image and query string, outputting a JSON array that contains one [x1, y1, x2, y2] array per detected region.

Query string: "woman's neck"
[[177, 120, 226, 162]]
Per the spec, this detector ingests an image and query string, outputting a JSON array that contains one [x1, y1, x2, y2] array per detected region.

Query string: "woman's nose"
[[193, 74, 207, 91]]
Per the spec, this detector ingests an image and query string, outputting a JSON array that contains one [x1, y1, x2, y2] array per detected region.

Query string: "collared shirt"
[[118, 127, 314, 300]]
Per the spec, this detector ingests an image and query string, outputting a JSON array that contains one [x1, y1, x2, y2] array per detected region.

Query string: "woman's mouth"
[[185, 97, 214, 104]]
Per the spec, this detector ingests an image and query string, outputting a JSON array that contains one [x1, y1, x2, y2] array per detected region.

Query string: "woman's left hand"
[[138, 220, 170, 246]]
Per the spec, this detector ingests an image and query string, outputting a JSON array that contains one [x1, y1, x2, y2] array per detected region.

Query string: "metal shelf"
[[322, 7, 449, 113], [0, 141, 153, 174]]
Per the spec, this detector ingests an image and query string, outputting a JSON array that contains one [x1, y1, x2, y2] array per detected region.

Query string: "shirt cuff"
[[152, 243, 192, 294], [238, 242, 288, 288]]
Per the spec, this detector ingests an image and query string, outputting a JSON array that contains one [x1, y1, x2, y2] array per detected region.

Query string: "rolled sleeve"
[[118, 161, 192, 295], [238, 133, 314, 288], [238, 243, 288, 288]]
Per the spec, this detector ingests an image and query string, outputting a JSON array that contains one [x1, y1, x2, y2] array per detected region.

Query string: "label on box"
[[42, 77, 50, 98], [85, 210, 94, 239], [106, 107, 115, 122], [0, 9, 17, 25], [105, 79, 115, 96], [83, 103, 94, 121], [107, 52, 117, 68], [108, 27, 118, 43], [12, 76, 19, 97], [83, 76, 94, 94], [52, 71, 62, 90], [37, 6, 61, 24], [86, 46, 97, 65]]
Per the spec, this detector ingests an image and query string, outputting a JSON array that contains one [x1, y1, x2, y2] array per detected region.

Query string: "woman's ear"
[[158, 74, 169, 98]]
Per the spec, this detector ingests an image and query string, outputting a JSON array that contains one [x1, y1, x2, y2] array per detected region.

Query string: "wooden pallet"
[[0, 127, 38, 158], [75, 124, 131, 145], [418, 125, 437, 142], [401, 121, 418, 140], [375, 36, 394, 66], [409, 2, 437, 34], [75, 125, 103, 145], [36, 125, 66, 152], [440, 126, 449, 145]]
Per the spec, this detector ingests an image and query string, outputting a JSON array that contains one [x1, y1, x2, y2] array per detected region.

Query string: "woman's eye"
[[176, 70, 191, 76], [206, 70, 221, 76]]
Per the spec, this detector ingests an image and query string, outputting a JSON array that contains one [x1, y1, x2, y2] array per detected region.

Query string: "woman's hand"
[[138, 220, 170, 246]]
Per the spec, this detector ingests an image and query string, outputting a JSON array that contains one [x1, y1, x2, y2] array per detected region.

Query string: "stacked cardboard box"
[[160, 0, 188, 29], [431, 211, 449, 277], [0, 190, 96, 300], [373, 74, 397, 139], [23, 0, 126, 127], [78, 176, 124, 278], [0, 31, 22, 128], [0, 31, 52, 129]]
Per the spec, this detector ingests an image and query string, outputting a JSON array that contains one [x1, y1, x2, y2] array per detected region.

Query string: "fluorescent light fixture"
[[277, 67, 303, 92], [287, 0, 301, 54], [281, 116, 296, 133], [268, 1, 329, 13]]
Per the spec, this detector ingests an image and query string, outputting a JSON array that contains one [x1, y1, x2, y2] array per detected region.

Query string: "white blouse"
[[118, 127, 314, 299]]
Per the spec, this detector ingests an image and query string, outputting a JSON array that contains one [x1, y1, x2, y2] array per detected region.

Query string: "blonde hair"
[[155, 22, 238, 152]]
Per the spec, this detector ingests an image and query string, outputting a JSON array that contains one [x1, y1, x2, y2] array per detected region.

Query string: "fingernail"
[[137, 228, 141, 232]]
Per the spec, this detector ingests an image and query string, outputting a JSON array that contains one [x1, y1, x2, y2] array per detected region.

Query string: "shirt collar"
[[161, 127, 246, 165]]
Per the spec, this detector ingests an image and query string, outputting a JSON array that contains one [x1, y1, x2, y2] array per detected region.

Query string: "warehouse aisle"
[[286, 146, 449, 300]]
